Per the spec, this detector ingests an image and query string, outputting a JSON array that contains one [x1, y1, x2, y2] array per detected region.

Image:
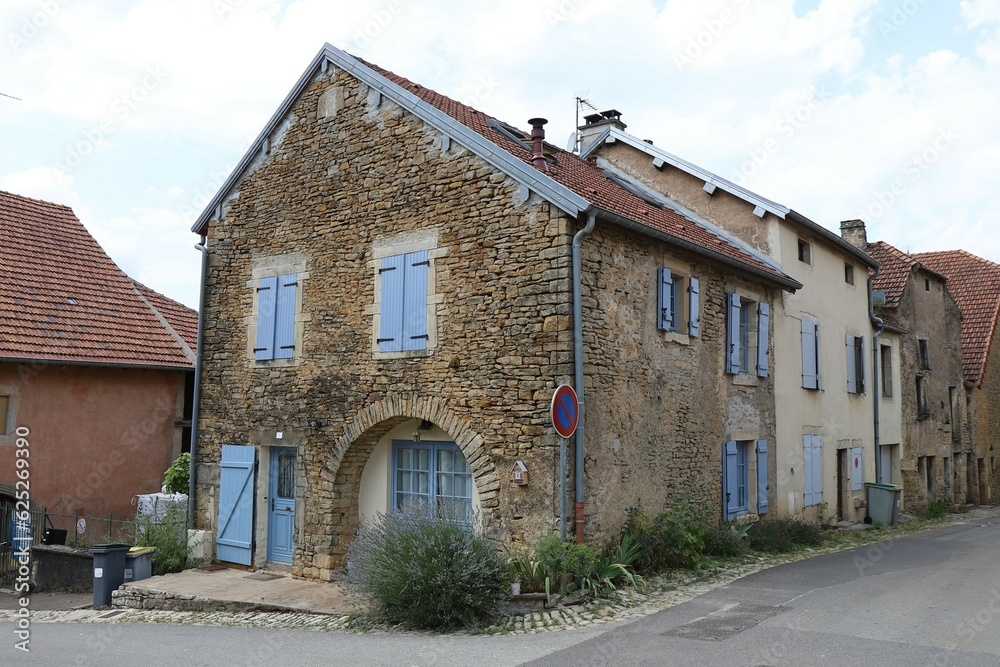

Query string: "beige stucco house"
[[584, 119, 879, 523]]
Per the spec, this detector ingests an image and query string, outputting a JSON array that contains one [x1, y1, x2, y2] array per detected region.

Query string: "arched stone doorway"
[[298, 394, 500, 580]]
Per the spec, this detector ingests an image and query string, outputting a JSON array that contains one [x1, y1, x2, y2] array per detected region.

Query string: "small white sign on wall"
[[851, 447, 864, 491]]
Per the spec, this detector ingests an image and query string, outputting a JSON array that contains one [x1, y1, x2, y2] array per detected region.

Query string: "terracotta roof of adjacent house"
[[912, 250, 1000, 385], [0, 190, 197, 368], [867, 241, 917, 309]]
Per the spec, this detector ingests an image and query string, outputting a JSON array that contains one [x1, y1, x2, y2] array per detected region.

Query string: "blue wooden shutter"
[[723, 441, 738, 520], [274, 274, 297, 359], [846, 334, 858, 393], [402, 251, 429, 351], [815, 323, 822, 388], [726, 293, 741, 374], [801, 318, 817, 389], [803, 435, 814, 506], [254, 276, 277, 360], [378, 254, 406, 352], [217, 445, 256, 566], [813, 437, 823, 505], [756, 439, 769, 514], [756, 302, 770, 377], [688, 277, 700, 337], [657, 267, 673, 331]]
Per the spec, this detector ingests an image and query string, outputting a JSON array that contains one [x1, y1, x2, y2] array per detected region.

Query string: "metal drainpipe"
[[188, 237, 209, 527], [572, 210, 597, 543], [869, 268, 884, 487]]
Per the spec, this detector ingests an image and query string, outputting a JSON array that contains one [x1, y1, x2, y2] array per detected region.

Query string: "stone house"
[[842, 225, 967, 510], [189, 44, 801, 580], [913, 250, 999, 504], [0, 190, 196, 528], [582, 119, 879, 524]]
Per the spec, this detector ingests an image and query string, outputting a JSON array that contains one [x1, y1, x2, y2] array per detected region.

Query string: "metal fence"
[[0, 501, 47, 588], [0, 502, 137, 588]]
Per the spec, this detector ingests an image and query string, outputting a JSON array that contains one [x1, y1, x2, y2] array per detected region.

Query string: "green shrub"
[[135, 501, 200, 575], [924, 501, 949, 519], [162, 453, 190, 494], [346, 508, 510, 630], [509, 533, 645, 599], [622, 499, 709, 573], [702, 522, 748, 558], [578, 534, 646, 596], [746, 517, 823, 553], [507, 534, 599, 595]]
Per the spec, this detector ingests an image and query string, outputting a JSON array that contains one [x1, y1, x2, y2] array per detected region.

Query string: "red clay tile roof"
[[912, 250, 1000, 385], [362, 60, 793, 287], [868, 241, 918, 309], [0, 190, 197, 368]]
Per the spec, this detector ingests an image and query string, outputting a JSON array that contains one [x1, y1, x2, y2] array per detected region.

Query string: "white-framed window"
[[392, 441, 472, 523], [803, 434, 823, 507], [657, 266, 700, 336], [726, 293, 769, 377]]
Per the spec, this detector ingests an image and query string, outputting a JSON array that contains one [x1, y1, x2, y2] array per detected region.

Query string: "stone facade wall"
[[893, 269, 966, 510], [197, 67, 578, 579], [970, 337, 1000, 503], [579, 222, 777, 542], [196, 64, 781, 581]]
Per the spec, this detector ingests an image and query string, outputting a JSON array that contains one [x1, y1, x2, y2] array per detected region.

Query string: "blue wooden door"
[[217, 445, 256, 565], [267, 447, 296, 564]]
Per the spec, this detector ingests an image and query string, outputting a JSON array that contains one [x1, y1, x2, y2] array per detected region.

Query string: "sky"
[[2, 0, 999, 309]]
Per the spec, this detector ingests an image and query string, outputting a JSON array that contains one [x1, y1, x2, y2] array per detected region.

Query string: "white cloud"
[[0, 166, 80, 209], [3, 0, 1000, 309]]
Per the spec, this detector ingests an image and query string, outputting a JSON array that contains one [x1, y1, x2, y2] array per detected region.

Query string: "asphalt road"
[[3, 516, 1000, 666], [528, 515, 1000, 666]]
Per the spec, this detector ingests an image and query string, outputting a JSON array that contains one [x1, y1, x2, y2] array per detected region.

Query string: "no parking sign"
[[551, 384, 579, 439]]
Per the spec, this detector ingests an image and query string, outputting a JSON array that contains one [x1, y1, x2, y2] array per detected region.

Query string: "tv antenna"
[[573, 93, 598, 154]]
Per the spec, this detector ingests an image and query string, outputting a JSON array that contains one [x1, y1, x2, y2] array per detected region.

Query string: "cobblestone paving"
[[5, 509, 998, 636]]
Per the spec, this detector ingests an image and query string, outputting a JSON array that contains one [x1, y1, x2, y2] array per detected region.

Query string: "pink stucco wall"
[[0, 361, 184, 523]]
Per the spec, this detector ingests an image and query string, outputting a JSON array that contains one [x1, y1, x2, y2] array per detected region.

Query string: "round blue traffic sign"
[[551, 384, 579, 438]]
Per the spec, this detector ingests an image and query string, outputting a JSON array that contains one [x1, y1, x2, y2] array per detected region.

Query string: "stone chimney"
[[840, 219, 868, 250], [577, 109, 626, 155]]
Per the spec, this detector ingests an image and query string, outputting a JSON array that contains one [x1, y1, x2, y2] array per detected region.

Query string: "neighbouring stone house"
[[842, 224, 968, 510], [583, 119, 880, 524], [914, 250, 999, 504], [189, 44, 801, 580], [0, 190, 196, 532]]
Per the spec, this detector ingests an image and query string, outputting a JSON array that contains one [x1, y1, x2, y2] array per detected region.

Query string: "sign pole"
[[551, 384, 579, 541], [559, 436, 567, 540]]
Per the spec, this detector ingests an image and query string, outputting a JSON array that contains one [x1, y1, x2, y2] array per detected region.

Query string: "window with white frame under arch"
[[392, 441, 473, 524]]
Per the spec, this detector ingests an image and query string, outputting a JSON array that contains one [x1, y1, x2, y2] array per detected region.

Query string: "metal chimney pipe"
[[528, 118, 549, 172]]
